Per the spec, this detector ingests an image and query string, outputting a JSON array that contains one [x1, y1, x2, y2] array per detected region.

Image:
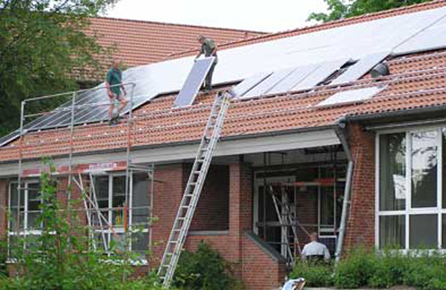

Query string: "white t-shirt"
[[301, 241, 331, 261]]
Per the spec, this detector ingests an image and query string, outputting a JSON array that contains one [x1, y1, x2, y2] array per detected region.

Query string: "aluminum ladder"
[[158, 91, 232, 288]]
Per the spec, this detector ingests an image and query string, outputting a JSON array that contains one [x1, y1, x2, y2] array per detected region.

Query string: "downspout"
[[334, 118, 354, 263]]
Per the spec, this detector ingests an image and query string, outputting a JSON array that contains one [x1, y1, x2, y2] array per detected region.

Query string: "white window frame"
[[7, 180, 43, 258], [93, 172, 150, 261], [376, 125, 446, 251]]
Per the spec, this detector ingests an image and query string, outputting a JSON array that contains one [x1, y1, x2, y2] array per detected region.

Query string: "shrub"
[[366, 250, 408, 288], [334, 248, 376, 289], [0, 238, 6, 277], [290, 261, 333, 287], [402, 251, 446, 290], [173, 242, 243, 290]]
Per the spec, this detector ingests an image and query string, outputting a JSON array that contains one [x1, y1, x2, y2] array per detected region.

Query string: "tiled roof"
[[87, 17, 267, 68], [2, 2, 446, 163], [168, 0, 446, 59], [2, 49, 446, 162]]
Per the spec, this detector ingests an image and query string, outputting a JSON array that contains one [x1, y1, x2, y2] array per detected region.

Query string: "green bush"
[[0, 238, 6, 277], [402, 252, 446, 290], [334, 248, 376, 288], [290, 261, 333, 287], [173, 242, 243, 290]]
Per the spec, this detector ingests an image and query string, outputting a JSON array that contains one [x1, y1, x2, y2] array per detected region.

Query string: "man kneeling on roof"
[[301, 232, 331, 264], [106, 60, 127, 125], [195, 35, 218, 92]]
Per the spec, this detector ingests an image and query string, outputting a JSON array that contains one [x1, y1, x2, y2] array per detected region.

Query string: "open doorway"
[[250, 147, 346, 265]]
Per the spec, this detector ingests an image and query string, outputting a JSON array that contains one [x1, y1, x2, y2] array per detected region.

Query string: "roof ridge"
[[167, 0, 446, 59], [91, 16, 269, 35]]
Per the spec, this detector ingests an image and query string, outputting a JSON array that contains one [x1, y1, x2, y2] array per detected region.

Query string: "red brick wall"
[[0, 180, 8, 238], [186, 234, 232, 262], [228, 162, 253, 268], [344, 123, 376, 251], [189, 165, 229, 231], [151, 164, 185, 267], [242, 232, 287, 290]]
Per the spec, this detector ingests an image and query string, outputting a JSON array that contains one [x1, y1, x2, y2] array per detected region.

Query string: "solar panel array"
[[173, 57, 215, 107], [241, 68, 296, 99], [316, 86, 385, 107], [234, 58, 350, 99], [393, 14, 446, 55], [3, 6, 446, 146], [331, 52, 389, 85], [232, 72, 272, 97], [292, 59, 350, 92]]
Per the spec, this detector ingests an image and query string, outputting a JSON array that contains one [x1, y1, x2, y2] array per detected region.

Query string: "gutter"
[[345, 104, 446, 122], [334, 117, 354, 263]]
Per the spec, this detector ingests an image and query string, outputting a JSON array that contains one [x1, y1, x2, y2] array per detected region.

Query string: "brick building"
[[2, 1, 446, 289]]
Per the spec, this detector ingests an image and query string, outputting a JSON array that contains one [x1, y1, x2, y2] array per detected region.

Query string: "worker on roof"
[[301, 232, 331, 264], [106, 60, 127, 125], [195, 35, 218, 92]]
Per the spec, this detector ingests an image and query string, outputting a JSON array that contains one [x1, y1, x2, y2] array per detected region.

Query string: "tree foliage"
[[308, 0, 433, 23], [0, 0, 117, 137]]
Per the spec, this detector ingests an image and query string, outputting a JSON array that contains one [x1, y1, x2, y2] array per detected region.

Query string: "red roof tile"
[[86, 17, 267, 68]]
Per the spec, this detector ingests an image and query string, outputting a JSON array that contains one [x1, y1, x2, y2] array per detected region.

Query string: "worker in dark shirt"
[[195, 35, 218, 92], [106, 60, 127, 125]]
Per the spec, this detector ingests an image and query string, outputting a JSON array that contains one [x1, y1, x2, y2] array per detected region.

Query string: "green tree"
[[308, 0, 433, 23], [0, 0, 117, 137]]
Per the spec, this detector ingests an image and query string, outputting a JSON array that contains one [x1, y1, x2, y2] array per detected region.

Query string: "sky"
[[106, 0, 328, 33]]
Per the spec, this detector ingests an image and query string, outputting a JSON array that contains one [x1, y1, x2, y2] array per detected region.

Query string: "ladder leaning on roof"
[[157, 90, 234, 288]]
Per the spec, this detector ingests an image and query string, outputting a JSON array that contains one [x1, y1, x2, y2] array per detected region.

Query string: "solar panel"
[[241, 68, 296, 99], [331, 52, 389, 85], [232, 72, 272, 97], [316, 86, 384, 107], [393, 15, 446, 55], [173, 57, 216, 107], [292, 59, 350, 92], [267, 63, 320, 95]]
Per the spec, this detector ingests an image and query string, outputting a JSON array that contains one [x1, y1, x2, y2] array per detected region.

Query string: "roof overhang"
[[0, 127, 340, 178]]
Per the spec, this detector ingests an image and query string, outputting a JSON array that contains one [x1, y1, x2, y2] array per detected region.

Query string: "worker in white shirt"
[[301, 232, 331, 263]]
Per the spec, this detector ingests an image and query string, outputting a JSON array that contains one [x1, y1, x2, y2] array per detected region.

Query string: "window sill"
[[188, 230, 229, 236]]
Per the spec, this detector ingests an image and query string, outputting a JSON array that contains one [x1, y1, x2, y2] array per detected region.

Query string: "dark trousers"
[[204, 61, 217, 90]]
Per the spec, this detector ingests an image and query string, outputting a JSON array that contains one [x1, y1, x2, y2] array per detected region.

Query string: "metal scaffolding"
[[257, 150, 345, 266], [12, 83, 155, 265]]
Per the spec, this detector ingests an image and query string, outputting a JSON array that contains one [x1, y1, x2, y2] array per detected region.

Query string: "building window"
[[93, 173, 151, 258], [8, 173, 151, 260], [378, 128, 446, 250], [8, 181, 42, 257]]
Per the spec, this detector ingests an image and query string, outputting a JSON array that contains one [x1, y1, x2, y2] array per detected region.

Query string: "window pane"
[[95, 176, 109, 201], [112, 176, 126, 226], [411, 131, 437, 208], [379, 215, 405, 249], [443, 215, 446, 249], [27, 183, 40, 200], [9, 183, 24, 231], [111, 233, 127, 252], [132, 174, 150, 225], [379, 133, 406, 211], [132, 232, 149, 257], [409, 214, 438, 249]]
